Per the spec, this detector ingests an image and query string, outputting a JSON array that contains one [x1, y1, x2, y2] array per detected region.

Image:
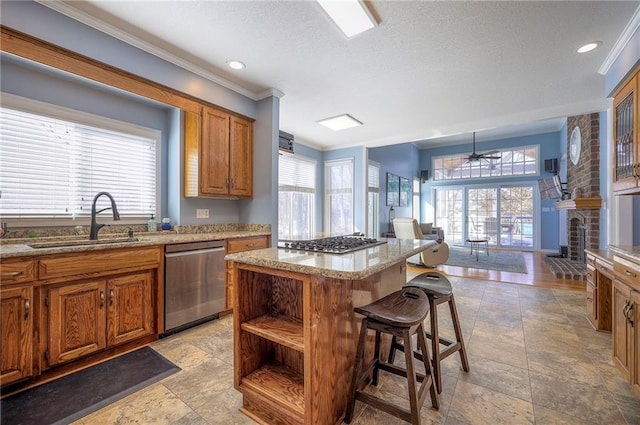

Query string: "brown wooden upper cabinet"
[[613, 69, 640, 195], [184, 106, 254, 198]]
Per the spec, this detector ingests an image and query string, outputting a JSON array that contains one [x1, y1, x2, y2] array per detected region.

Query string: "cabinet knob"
[[100, 291, 105, 308], [624, 269, 637, 278], [110, 289, 114, 305], [24, 298, 30, 320]]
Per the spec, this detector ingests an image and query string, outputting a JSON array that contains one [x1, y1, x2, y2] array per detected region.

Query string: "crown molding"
[[599, 5, 640, 75], [36, 0, 282, 102]]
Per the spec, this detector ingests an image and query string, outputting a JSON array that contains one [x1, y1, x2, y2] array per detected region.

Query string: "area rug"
[[443, 245, 528, 274], [1, 347, 180, 425]]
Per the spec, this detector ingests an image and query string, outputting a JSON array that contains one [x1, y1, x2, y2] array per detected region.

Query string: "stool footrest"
[[356, 391, 413, 423]]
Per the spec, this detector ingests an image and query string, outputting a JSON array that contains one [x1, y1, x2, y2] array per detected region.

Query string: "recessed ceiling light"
[[577, 41, 601, 53], [227, 60, 245, 70], [317, 114, 363, 131], [316, 0, 377, 38]]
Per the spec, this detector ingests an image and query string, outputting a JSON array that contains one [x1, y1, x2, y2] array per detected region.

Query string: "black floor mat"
[[1, 347, 180, 425]]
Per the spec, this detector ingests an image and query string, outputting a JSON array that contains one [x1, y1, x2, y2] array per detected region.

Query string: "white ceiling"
[[45, 1, 639, 151]]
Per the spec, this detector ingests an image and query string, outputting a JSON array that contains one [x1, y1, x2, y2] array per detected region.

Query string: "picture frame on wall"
[[386, 173, 399, 206], [400, 177, 411, 207]]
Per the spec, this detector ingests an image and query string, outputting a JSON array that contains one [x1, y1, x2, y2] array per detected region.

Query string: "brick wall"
[[566, 113, 600, 261]]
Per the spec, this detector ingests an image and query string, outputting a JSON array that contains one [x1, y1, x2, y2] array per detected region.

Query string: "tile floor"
[[72, 274, 640, 425]]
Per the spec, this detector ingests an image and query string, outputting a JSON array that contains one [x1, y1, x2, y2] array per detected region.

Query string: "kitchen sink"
[[27, 237, 139, 249]]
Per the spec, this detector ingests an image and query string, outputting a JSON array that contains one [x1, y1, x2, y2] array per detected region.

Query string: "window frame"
[[0, 93, 161, 227], [432, 144, 540, 181], [324, 157, 355, 236], [278, 153, 317, 240]]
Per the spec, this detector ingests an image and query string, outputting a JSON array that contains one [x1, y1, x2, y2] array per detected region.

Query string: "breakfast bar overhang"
[[225, 238, 437, 425]]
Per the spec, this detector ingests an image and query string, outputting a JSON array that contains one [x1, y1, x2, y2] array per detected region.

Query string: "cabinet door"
[[613, 280, 632, 380], [586, 280, 597, 327], [1, 286, 33, 386], [107, 272, 154, 346], [613, 74, 639, 194], [201, 107, 231, 196], [229, 115, 253, 197], [632, 290, 640, 395], [48, 281, 106, 366]]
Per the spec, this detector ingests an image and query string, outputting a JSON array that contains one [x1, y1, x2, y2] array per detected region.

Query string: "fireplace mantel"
[[555, 196, 602, 210]]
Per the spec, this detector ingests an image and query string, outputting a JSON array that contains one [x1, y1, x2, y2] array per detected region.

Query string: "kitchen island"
[[225, 238, 436, 425]]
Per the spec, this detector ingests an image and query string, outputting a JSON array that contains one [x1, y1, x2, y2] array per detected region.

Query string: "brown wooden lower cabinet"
[[1, 246, 162, 392], [612, 252, 640, 397], [0, 285, 34, 386], [612, 280, 633, 381], [46, 271, 154, 366], [225, 236, 270, 312], [585, 252, 613, 332]]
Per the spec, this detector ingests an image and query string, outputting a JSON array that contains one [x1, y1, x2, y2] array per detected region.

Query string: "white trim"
[[599, 5, 640, 75], [36, 0, 284, 102]]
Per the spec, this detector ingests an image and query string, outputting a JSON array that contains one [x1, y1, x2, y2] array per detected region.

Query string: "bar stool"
[[344, 287, 439, 425], [390, 272, 469, 394]]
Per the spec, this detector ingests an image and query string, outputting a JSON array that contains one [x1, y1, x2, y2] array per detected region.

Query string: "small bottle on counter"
[[148, 214, 157, 232], [161, 218, 172, 231]]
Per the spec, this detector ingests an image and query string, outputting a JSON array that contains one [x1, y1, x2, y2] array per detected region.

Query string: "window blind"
[[278, 154, 316, 193], [0, 105, 158, 219]]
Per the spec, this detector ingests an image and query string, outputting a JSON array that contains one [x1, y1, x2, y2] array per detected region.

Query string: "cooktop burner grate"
[[278, 236, 386, 254]]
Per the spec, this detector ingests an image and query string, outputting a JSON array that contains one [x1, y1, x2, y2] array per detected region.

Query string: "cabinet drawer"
[[226, 236, 269, 254], [614, 255, 640, 290], [0, 259, 35, 285], [586, 264, 596, 284], [586, 254, 597, 268], [38, 247, 161, 281]]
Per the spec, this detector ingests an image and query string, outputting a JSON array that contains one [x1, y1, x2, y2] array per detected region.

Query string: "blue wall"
[[416, 131, 562, 250], [368, 144, 421, 235], [1, 0, 280, 228]]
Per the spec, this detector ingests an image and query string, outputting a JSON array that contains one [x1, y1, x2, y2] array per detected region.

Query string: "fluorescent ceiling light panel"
[[318, 114, 363, 131], [317, 0, 377, 38]]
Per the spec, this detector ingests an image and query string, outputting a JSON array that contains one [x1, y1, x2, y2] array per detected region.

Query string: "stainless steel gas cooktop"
[[278, 236, 386, 254]]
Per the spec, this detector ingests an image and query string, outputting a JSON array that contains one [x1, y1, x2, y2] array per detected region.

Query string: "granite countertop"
[[225, 238, 436, 280], [609, 245, 640, 262], [0, 230, 271, 259], [585, 248, 615, 263]]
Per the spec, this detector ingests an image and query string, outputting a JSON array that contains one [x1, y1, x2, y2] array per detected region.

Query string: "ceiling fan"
[[465, 132, 501, 163]]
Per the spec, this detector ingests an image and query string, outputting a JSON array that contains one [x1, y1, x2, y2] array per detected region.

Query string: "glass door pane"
[[435, 188, 464, 244], [500, 186, 534, 248], [467, 188, 498, 244]]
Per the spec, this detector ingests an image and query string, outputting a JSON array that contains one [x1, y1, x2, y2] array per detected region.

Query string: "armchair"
[[419, 222, 444, 244], [393, 217, 449, 267]]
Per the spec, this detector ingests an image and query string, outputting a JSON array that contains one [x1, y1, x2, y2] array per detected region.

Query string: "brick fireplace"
[[566, 113, 600, 262]]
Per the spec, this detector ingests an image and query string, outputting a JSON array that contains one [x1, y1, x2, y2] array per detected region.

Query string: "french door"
[[434, 184, 535, 249]]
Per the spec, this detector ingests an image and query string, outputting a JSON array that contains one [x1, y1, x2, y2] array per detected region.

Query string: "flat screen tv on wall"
[[538, 175, 564, 200]]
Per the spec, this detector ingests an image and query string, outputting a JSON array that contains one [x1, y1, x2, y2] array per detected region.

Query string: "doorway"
[[434, 184, 535, 249]]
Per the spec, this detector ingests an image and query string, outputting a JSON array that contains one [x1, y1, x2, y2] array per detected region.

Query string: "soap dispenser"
[[148, 214, 157, 232]]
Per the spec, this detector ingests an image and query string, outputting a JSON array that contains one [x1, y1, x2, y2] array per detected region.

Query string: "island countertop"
[[225, 237, 436, 280]]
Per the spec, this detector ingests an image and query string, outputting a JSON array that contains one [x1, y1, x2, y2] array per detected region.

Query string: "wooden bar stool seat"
[[390, 272, 470, 394], [344, 287, 439, 425]]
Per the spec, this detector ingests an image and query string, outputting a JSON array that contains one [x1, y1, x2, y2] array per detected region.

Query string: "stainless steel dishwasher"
[[164, 240, 226, 334]]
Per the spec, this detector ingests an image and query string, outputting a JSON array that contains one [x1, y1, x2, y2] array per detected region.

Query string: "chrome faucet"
[[89, 192, 120, 240]]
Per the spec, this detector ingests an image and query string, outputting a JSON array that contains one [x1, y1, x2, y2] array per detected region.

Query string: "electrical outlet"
[[196, 209, 209, 219]]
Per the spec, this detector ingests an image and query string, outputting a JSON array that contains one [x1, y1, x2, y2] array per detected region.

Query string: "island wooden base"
[[232, 260, 407, 425]]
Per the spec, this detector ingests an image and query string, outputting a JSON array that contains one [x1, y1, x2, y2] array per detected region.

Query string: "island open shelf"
[[231, 260, 408, 425]]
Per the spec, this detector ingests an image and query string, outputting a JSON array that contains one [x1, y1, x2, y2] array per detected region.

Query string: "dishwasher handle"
[[165, 240, 224, 253], [165, 247, 225, 258]]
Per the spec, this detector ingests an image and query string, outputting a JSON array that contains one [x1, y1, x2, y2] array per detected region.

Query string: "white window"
[[367, 162, 380, 238], [325, 158, 354, 236], [432, 145, 539, 181], [0, 95, 159, 224], [412, 177, 420, 220], [278, 154, 316, 240]]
